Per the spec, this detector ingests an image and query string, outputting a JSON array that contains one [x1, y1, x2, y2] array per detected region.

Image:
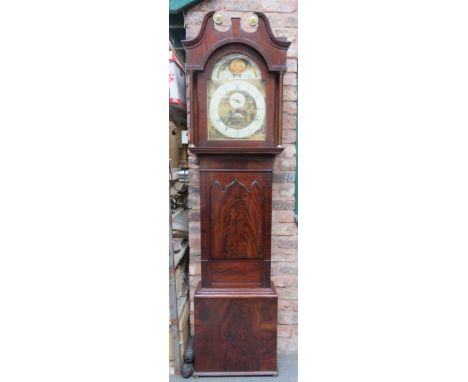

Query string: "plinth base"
[[194, 283, 278, 376], [193, 370, 278, 377]]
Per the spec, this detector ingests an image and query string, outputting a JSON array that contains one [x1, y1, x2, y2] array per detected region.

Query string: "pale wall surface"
[[185, 0, 298, 353]]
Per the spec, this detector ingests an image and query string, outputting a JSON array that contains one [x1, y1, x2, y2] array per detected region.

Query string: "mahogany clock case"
[[182, 11, 291, 377]]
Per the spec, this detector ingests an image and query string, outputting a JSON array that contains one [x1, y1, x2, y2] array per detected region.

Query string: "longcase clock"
[[182, 11, 290, 377]]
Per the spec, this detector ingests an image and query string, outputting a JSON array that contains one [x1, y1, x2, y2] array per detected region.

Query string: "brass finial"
[[247, 13, 259, 26], [213, 11, 224, 25]]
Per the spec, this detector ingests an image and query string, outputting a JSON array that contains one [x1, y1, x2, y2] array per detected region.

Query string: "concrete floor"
[[169, 353, 297, 382]]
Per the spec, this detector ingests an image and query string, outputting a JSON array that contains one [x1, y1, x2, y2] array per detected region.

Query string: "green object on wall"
[[169, 0, 202, 13], [170, 12, 187, 61], [169, 1, 203, 61]]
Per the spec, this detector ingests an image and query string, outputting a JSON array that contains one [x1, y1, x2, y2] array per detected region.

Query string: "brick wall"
[[185, 0, 298, 354]]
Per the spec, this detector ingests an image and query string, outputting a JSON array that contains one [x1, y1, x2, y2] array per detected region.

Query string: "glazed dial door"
[[207, 54, 266, 141]]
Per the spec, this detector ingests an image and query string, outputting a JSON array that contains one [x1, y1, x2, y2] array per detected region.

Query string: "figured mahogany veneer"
[[200, 156, 273, 289], [194, 283, 278, 376], [211, 179, 262, 260]]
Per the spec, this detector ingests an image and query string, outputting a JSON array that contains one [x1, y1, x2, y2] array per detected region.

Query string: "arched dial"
[[209, 80, 266, 139]]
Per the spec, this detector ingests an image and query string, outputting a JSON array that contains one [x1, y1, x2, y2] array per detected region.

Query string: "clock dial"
[[208, 54, 266, 140]]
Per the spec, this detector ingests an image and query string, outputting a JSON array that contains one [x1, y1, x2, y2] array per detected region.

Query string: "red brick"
[[189, 275, 200, 290], [188, 155, 199, 166], [188, 161, 199, 170], [273, 222, 297, 234], [283, 113, 296, 130], [279, 184, 295, 197], [277, 325, 293, 338], [278, 337, 298, 353], [283, 101, 297, 115], [282, 144, 296, 158], [277, 338, 288, 352], [271, 245, 297, 256], [272, 274, 297, 287], [189, 262, 201, 276], [271, 249, 297, 262], [190, 319, 195, 336], [287, 38, 298, 58], [272, 200, 295, 210], [273, 157, 296, 171], [188, 210, 199, 222], [262, 0, 296, 12], [186, 25, 202, 39], [286, 59, 297, 72], [273, 171, 295, 183], [188, 169, 199, 182], [282, 129, 296, 144], [190, 0, 223, 12], [278, 300, 294, 311], [189, 184, 200, 194], [283, 72, 297, 86], [278, 311, 298, 325], [225, 0, 260, 11], [185, 11, 205, 26], [188, 194, 200, 209], [273, 238, 298, 249], [272, 27, 296, 42], [272, 183, 295, 199], [283, 85, 297, 101], [189, 236, 200, 252], [189, 277, 199, 289], [276, 287, 298, 300], [272, 262, 298, 275], [272, 210, 295, 223], [188, 180, 200, 190], [263, 13, 298, 28], [189, 223, 200, 235], [272, 224, 294, 236]]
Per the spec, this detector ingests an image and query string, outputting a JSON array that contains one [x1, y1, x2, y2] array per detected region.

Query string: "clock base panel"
[[194, 283, 278, 375]]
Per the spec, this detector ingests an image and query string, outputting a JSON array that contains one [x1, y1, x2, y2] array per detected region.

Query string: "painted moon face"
[[229, 92, 246, 109], [229, 59, 247, 76]]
